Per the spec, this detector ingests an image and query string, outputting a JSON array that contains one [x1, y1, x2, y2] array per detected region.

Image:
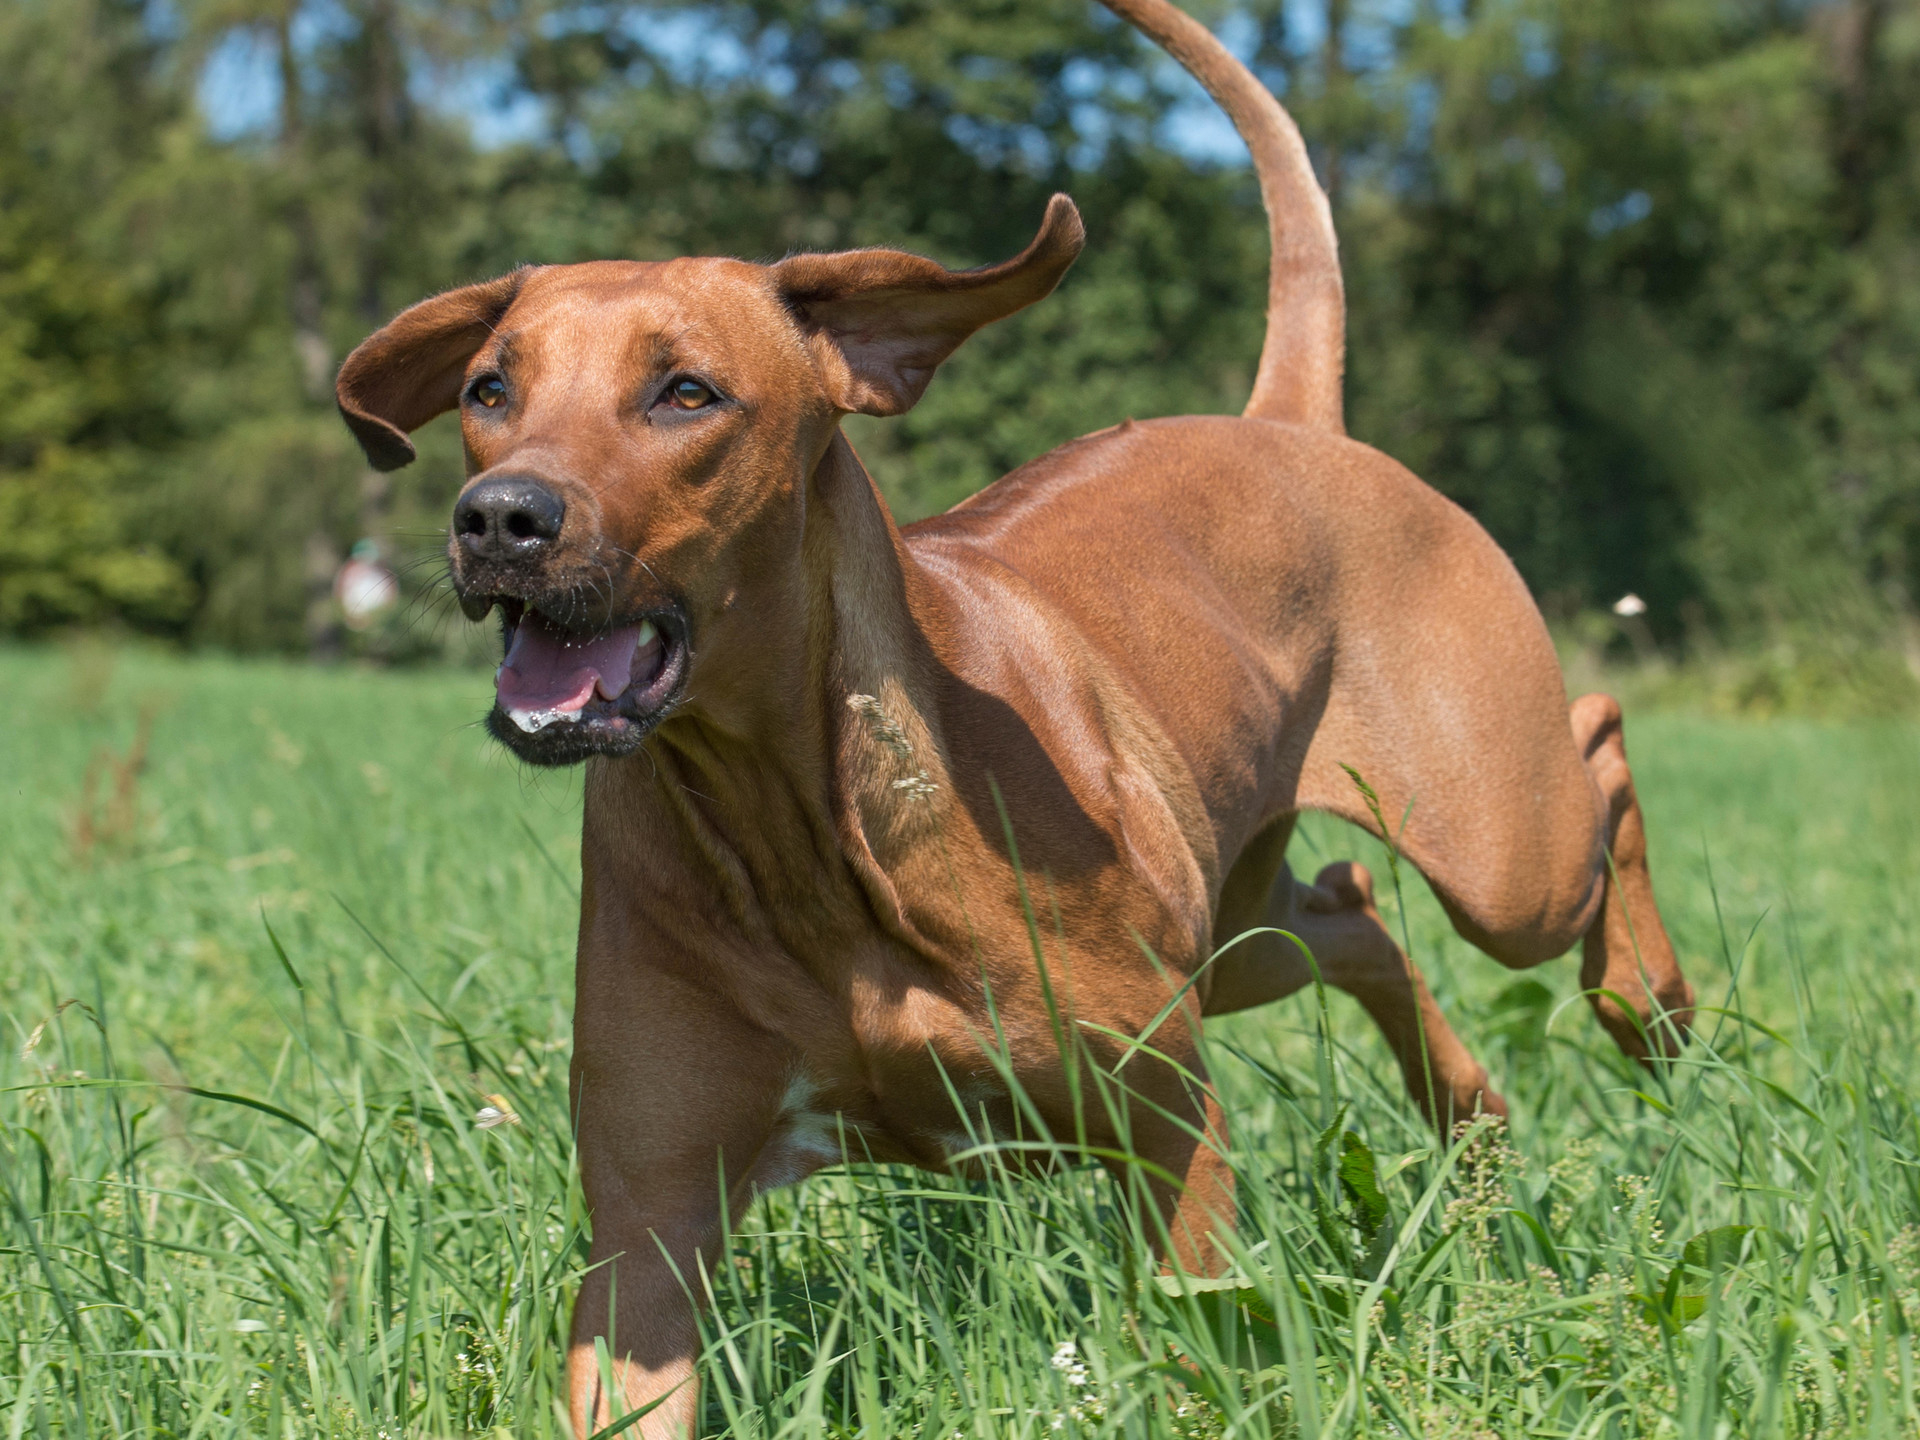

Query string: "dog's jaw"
[[482, 599, 692, 766]]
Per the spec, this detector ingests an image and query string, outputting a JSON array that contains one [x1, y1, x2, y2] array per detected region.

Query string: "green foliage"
[[0, 0, 200, 630], [5, 0, 1920, 662], [1325, 0, 1914, 640], [7, 645, 1920, 1434]]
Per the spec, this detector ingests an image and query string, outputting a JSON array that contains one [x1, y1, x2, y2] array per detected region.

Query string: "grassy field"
[[4, 641, 1920, 1438]]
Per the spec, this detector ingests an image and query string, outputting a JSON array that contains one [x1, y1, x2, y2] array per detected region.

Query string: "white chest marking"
[[753, 1074, 845, 1192]]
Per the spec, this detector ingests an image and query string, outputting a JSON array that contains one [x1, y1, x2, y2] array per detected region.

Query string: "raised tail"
[[1094, 0, 1345, 432]]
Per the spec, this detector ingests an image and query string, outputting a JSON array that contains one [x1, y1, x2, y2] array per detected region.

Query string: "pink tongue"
[[497, 611, 644, 716]]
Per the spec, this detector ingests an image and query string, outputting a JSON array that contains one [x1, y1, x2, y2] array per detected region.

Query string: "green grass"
[[4, 641, 1920, 1438]]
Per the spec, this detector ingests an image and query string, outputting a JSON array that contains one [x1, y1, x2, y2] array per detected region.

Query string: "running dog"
[[335, 1, 1695, 1431]]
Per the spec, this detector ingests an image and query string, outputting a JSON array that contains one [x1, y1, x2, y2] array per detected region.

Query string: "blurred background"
[[5, 0, 1919, 710]]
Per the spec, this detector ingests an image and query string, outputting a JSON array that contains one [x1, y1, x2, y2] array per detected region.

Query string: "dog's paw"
[[1302, 860, 1376, 915]]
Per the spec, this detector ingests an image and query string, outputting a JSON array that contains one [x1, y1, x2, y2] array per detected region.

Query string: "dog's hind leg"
[[1207, 824, 1504, 1130], [1570, 693, 1695, 1059], [1297, 860, 1506, 1130]]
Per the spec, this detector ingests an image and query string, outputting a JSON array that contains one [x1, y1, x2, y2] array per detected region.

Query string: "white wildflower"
[[474, 1094, 520, 1130]]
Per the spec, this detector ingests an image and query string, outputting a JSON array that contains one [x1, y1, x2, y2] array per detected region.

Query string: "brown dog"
[[335, 0, 1694, 1431]]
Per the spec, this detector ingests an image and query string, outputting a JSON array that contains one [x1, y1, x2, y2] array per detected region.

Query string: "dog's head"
[[336, 198, 1082, 765]]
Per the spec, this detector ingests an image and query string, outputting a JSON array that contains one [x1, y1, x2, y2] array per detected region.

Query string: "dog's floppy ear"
[[773, 194, 1085, 416], [335, 269, 528, 471]]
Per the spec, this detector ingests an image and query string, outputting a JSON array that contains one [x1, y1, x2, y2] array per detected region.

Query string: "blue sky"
[[190, 1, 1352, 167]]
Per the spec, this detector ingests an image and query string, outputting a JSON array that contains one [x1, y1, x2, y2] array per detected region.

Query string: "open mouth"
[[482, 599, 689, 765]]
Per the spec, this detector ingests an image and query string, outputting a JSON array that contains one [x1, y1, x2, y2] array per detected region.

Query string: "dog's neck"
[[585, 428, 965, 972]]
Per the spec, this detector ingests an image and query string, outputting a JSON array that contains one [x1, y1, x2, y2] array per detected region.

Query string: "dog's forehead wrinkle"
[[504, 288, 781, 395]]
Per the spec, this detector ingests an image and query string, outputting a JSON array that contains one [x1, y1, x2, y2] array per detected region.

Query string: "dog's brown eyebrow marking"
[[610, 327, 707, 415], [478, 331, 524, 374], [627, 325, 690, 377]]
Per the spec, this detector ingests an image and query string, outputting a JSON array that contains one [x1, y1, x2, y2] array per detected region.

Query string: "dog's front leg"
[[568, 963, 793, 1440]]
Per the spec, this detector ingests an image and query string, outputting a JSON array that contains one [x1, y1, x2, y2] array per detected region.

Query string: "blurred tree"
[[1308, 0, 1913, 646], [2, 0, 1918, 666], [152, 0, 514, 653], [0, 0, 201, 631]]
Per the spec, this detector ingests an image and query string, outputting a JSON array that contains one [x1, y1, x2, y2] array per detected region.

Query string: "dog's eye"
[[471, 376, 507, 409], [668, 379, 715, 411]]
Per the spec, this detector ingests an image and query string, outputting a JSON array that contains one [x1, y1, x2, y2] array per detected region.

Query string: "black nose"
[[454, 477, 566, 560]]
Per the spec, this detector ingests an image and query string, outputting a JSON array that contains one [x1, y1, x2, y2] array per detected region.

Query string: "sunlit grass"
[[4, 642, 1920, 1437]]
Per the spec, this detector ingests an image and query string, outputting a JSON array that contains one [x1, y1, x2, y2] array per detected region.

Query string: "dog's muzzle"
[[481, 599, 690, 766]]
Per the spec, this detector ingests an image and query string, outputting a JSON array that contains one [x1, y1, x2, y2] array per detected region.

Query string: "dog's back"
[[904, 410, 1592, 941]]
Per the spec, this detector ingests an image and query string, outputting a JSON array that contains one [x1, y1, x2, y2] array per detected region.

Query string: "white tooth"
[[509, 707, 580, 733], [636, 619, 659, 647]]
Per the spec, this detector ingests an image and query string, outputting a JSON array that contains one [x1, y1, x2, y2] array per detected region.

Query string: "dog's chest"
[[783, 945, 1159, 1174], [738, 952, 1012, 1172]]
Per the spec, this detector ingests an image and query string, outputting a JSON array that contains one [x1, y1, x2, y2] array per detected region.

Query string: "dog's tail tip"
[[1094, 0, 1346, 434]]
